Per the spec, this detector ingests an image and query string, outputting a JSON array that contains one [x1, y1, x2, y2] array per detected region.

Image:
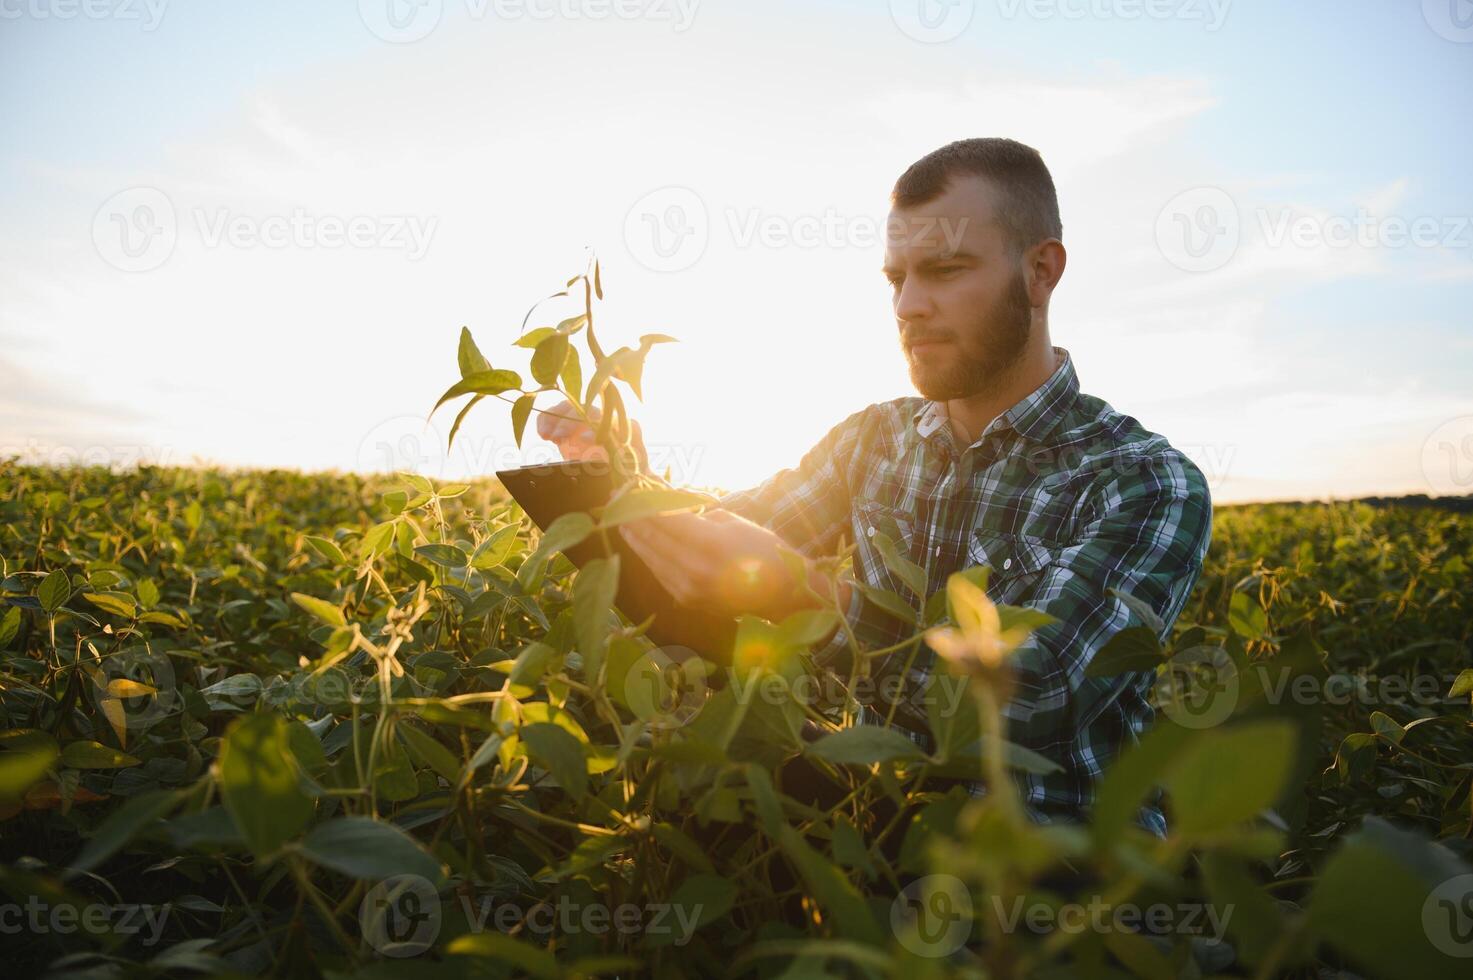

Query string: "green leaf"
[[978, 736, 1064, 775], [831, 815, 877, 878], [556, 313, 588, 336], [472, 524, 522, 569], [743, 763, 786, 837], [448, 393, 485, 450], [299, 816, 443, 884], [668, 873, 737, 934], [926, 673, 977, 765], [431, 368, 524, 415], [218, 713, 313, 858], [1201, 853, 1284, 966], [560, 347, 582, 403], [60, 741, 140, 769], [447, 933, 559, 978], [393, 552, 434, 585], [516, 512, 595, 593], [530, 333, 570, 386], [1447, 667, 1473, 701], [600, 487, 709, 527], [0, 734, 59, 803], [68, 789, 182, 876], [572, 556, 620, 682], [83, 591, 136, 619], [1085, 626, 1164, 678], [360, 520, 396, 558], [514, 326, 556, 349], [1228, 591, 1269, 641], [290, 592, 346, 628], [38, 568, 71, 614], [520, 722, 588, 797], [463, 733, 504, 781], [1308, 816, 1472, 979], [398, 724, 461, 784], [414, 543, 469, 569], [856, 581, 917, 626], [873, 531, 927, 599], [776, 609, 840, 649], [1369, 710, 1405, 745], [776, 825, 882, 945], [511, 393, 535, 448], [0, 606, 20, 647], [1091, 721, 1192, 846], [135, 578, 160, 610], [286, 721, 327, 773], [304, 536, 347, 565], [1106, 586, 1166, 635], [458, 326, 491, 377], [806, 726, 926, 766], [1332, 732, 1378, 783], [538, 511, 596, 554], [1162, 719, 1296, 835]]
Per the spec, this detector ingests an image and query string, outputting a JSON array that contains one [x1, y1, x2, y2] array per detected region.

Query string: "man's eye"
[[935, 266, 962, 276]]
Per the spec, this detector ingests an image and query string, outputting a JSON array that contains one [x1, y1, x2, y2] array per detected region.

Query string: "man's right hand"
[[535, 399, 649, 472]]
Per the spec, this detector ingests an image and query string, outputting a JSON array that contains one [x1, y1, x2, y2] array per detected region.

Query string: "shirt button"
[[1003, 558, 1013, 570], [934, 545, 941, 557], [867, 527, 875, 538]]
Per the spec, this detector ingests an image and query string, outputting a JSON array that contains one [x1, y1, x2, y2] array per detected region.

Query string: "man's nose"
[[894, 279, 934, 323]]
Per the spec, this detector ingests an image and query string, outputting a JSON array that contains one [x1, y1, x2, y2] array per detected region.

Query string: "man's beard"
[[905, 271, 1033, 401]]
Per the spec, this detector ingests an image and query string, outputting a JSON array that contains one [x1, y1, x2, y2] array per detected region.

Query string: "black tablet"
[[495, 461, 737, 665]]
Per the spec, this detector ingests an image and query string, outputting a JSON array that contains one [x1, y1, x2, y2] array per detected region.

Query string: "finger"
[[537, 401, 600, 441], [553, 437, 606, 463], [534, 400, 574, 439], [546, 417, 590, 443]]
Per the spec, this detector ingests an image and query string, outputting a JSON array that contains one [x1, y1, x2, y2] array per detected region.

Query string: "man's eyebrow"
[[881, 250, 980, 275]]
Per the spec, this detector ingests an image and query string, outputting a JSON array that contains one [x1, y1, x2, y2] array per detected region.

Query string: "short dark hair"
[[891, 138, 1062, 254]]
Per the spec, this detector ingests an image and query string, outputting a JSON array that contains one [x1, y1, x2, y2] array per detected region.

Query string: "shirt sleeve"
[[1000, 449, 1214, 754]]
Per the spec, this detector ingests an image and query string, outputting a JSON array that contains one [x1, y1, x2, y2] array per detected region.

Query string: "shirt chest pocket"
[[966, 531, 1058, 605], [853, 500, 921, 595]]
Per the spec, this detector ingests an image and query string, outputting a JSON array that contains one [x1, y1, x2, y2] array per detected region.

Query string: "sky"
[[1, 0, 1470, 503]]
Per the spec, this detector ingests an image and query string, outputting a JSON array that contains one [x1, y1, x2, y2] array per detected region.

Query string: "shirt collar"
[[912, 346, 1079, 449]]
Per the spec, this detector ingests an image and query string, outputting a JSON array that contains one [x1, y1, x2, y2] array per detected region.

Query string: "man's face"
[[882, 174, 1034, 401]]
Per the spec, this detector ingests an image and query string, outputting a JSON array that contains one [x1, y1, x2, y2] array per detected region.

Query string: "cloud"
[[858, 70, 1219, 177]]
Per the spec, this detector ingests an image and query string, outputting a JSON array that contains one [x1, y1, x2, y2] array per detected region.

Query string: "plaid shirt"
[[719, 347, 1212, 834]]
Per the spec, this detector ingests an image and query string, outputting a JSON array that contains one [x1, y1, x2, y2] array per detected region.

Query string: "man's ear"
[[1024, 239, 1067, 307]]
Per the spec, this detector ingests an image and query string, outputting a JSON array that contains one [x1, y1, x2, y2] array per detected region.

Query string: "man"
[[537, 138, 1212, 833]]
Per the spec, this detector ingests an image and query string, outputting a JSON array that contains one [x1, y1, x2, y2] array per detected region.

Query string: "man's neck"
[[944, 337, 1059, 447]]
